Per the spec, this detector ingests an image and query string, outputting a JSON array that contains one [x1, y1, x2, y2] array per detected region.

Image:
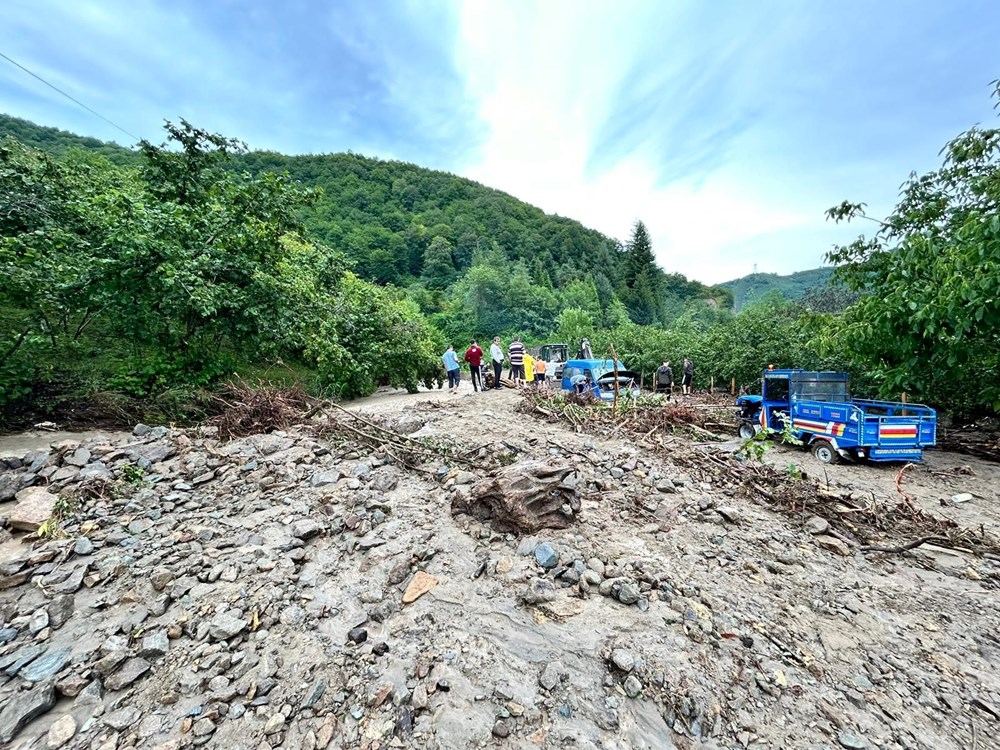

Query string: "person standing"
[[490, 337, 505, 389], [508, 337, 526, 384], [523, 351, 536, 386], [682, 357, 694, 395], [464, 340, 483, 392], [534, 356, 548, 387], [656, 360, 674, 400], [442, 345, 461, 390]]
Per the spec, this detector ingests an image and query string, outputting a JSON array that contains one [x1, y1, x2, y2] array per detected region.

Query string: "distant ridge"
[[719, 268, 835, 311]]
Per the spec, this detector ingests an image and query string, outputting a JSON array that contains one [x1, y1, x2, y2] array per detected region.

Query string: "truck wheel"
[[738, 422, 756, 440], [811, 440, 840, 465]]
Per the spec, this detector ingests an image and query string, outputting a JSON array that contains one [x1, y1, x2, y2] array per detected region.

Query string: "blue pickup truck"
[[561, 359, 641, 402], [736, 369, 937, 463]]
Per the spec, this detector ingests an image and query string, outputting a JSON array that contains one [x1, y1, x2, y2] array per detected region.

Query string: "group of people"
[[440, 337, 559, 392], [654, 357, 694, 400]]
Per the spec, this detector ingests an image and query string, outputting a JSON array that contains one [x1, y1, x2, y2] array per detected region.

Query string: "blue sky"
[[2, 0, 998, 284]]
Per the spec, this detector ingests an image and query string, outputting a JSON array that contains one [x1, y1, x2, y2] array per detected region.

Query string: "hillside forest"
[[0, 94, 998, 426]]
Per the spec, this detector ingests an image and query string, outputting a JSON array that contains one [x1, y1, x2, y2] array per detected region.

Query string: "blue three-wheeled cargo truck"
[[736, 369, 937, 464]]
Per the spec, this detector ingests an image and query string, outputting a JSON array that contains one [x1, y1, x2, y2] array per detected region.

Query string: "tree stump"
[[452, 460, 581, 534]]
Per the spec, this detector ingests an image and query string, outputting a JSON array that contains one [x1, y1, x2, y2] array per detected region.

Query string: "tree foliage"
[[826, 83, 1000, 415]]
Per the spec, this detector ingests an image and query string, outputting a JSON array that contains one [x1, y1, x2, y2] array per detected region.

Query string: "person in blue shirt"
[[442, 345, 461, 390]]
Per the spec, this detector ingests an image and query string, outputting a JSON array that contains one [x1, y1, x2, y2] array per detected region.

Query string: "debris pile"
[[519, 391, 1000, 560], [208, 379, 312, 439], [452, 460, 581, 533], [0, 387, 998, 750]]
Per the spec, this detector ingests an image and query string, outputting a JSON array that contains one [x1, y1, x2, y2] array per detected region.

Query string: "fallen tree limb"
[[859, 536, 936, 554]]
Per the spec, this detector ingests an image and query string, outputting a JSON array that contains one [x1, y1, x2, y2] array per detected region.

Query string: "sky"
[[2, 0, 999, 284]]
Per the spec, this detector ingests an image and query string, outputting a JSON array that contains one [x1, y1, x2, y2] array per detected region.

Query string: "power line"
[[0, 50, 142, 142]]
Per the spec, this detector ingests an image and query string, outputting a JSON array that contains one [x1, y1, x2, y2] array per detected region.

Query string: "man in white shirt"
[[490, 337, 504, 389]]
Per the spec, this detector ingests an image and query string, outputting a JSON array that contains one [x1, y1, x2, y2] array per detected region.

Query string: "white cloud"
[[449, 2, 818, 283]]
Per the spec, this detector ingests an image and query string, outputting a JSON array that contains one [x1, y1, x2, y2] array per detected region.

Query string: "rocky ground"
[[1, 387, 999, 750]]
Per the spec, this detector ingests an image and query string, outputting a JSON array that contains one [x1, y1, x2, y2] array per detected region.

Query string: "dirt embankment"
[[0, 386, 998, 750]]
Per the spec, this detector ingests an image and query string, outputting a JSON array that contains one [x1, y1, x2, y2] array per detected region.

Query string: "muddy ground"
[[0, 384, 998, 750]]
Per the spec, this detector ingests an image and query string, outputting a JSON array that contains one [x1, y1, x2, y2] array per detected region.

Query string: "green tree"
[[422, 235, 455, 290], [826, 83, 1000, 415]]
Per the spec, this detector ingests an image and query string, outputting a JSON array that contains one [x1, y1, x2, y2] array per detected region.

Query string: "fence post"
[[731, 377, 736, 395], [710, 376, 714, 394]]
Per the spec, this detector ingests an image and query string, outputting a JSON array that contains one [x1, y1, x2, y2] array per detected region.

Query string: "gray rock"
[[0, 681, 55, 742], [46, 714, 77, 748], [48, 595, 75, 630], [617, 582, 641, 605], [209, 613, 246, 641], [521, 578, 556, 604], [127, 518, 153, 534], [610, 649, 635, 672], [104, 657, 150, 691], [538, 661, 565, 691], [310, 470, 341, 487], [838, 730, 868, 749], [19, 647, 71, 682], [715, 506, 740, 523], [29, 608, 49, 635], [534, 542, 559, 569], [804, 516, 830, 535], [104, 705, 141, 730], [492, 720, 510, 738], [65, 448, 91, 467], [140, 631, 169, 659], [0, 628, 16, 646], [301, 678, 326, 709], [623, 674, 643, 698], [93, 650, 129, 676], [263, 713, 286, 734], [53, 565, 86, 595], [133, 423, 151, 436], [1, 643, 46, 677], [291, 519, 323, 540], [150, 567, 173, 591], [148, 426, 168, 439], [9, 486, 58, 532], [73, 536, 94, 556], [0, 473, 21, 501], [192, 718, 217, 737], [79, 462, 112, 481], [280, 606, 307, 627], [815, 535, 851, 556]]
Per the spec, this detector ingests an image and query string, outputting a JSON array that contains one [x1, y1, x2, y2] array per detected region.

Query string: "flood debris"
[[519, 390, 1000, 560], [452, 459, 581, 533]]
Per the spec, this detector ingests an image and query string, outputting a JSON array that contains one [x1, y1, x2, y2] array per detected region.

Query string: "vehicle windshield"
[[792, 376, 850, 402], [591, 362, 628, 380]]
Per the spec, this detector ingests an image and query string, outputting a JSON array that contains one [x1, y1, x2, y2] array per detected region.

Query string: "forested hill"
[[0, 113, 729, 314], [719, 267, 835, 310]]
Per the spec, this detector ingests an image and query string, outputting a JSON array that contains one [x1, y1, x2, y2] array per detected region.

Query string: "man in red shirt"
[[464, 340, 484, 392]]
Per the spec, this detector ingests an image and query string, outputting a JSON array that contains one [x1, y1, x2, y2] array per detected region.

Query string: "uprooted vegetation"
[[519, 390, 1000, 561]]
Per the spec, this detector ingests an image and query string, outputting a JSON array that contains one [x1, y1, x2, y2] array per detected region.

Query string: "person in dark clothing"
[[656, 360, 673, 400], [508, 337, 526, 384], [464, 340, 484, 392], [682, 358, 694, 395]]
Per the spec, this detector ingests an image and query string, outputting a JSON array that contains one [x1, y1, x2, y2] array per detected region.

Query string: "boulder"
[[9, 487, 58, 532]]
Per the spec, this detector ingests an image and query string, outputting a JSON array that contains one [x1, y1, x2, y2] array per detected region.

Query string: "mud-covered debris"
[[453, 459, 581, 533]]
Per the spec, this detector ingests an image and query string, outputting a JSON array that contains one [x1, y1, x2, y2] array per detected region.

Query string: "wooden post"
[[710, 376, 714, 394], [731, 377, 736, 395], [901, 391, 908, 416]]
